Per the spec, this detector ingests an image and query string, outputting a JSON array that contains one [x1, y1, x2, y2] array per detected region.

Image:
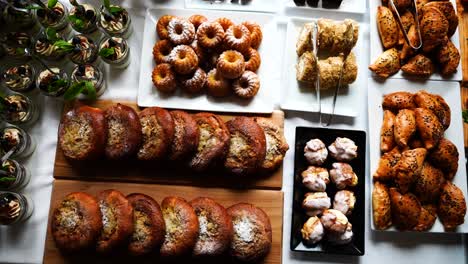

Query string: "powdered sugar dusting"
[[235, 217, 254, 242], [168, 18, 195, 44]]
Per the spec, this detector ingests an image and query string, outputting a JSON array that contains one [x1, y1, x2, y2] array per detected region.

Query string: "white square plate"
[[138, 8, 280, 114], [185, 0, 279, 13], [280, 16, 366, 117], [369, 0, 462, 81], [368, 78, 468, 233], [284, 0, 367, 14]]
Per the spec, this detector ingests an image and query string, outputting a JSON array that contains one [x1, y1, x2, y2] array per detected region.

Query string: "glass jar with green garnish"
[[0, 93, 39, 126], [68, 34, 99, 65], [0, 159, 30, 190], [1, 32, 32, 61], [71, 64, 106, 97], [68, 1, 100, 34], [98, 0, 132, 39], [99, 37, 130, 69], [0, 125, 36, 159], [36, 67, 70, 97], [1, 63, 37, 93], [3, 0, 37, 29], [33, 28, 69, 61], [0, 192, 33, 225], [33, 0, 69, 32]]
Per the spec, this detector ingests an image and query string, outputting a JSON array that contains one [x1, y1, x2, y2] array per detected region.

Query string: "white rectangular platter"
[[369, 0, 462, 81], [284, 0, 367, 15], [368, 77, 468, 233], [185, 0, 280, 13], [280, 16, 366, 117], [138, 8, 280, 114]]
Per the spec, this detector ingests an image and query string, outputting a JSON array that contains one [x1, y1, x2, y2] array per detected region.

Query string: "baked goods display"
[[372, 90, 466, 231], [152, 14, 263, 100], [369, 0, 460, 78]]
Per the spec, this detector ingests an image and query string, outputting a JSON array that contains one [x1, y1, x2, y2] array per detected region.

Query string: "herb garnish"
[[64, 81, 96, 100], [68, 14, 85, 30], [103, 0, 123, 15], [463, 110, 468, 123], [47, 78, 68, 94], [26, 0, 58, 10], [98, 47, 115, 58], [45, 27, 59, 42], [53, 40, 74, 52]]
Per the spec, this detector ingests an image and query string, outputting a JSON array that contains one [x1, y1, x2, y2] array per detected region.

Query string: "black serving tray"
[[290, 126, 366, 256]]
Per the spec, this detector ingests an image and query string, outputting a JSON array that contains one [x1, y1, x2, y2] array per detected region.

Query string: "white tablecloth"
[[0, 0, 466, 263]]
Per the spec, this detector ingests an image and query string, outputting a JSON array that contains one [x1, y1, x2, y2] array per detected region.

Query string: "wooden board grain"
[[43, 179, 283, 264], [53, 100, 285, 190]]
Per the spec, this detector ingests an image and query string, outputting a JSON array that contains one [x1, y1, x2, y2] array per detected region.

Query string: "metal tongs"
[[388, 0, 422, 50]]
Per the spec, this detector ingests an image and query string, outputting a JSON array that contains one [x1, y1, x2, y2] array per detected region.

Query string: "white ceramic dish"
[[368, 77, 468, 233], [185, 0, 279, 13], [284, 0, 367, 14], [369, 0, 462, 81], [280, 16, 366, 117], [138, 8, 280, 113]]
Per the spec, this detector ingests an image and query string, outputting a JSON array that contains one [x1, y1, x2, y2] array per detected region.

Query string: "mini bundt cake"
[[180, 67, 207, 94], [232, 70, 260, 99], [156, 15, 176, 40], [188, 14, 208, 30], [243, 47, 261, 72], [224, 24, 251, 53], [196, 21, 225, 49], [242, 21, 263, 49], [169, 45, 199, 75], [152, 63, 177, 93], [205, 68, 232, 97], [167, 17, 196, 45], [152, 40, 173, 64], [217, 50, 245, 79]]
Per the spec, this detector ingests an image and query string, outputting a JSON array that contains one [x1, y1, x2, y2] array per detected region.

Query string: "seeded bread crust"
[[126, 193, 166, 256], [96, 189, 134, 253], [190, 197, 233, 257], [51, 192, 102, 252], [169, 110, 200, 161], [160, 196, 199, 257], [254, 117, 289, 171], [227, 203, 272, 262], [58, 105, 107, 161], [104, 104, 142, 160]]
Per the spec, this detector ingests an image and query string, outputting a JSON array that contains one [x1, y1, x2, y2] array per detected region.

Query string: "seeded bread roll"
[[137, 107, 175, 161], [58, 105, 107, 160], [127, 193, 166, 256], [169, 110, 199, 161], [96, 189, 134, 253], [51, 192, 102, 252], [104, 104, 142, 160], [254, 117, 289, 171]]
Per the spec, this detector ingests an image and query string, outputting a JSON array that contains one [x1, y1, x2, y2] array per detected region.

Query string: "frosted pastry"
[[304, 139, 328, 165], [333, 190, 356, 216], [320, 209, 349, 234], [302, 166, 330, 192], [301, 216, 324, 245], [329, 162, 358, 189], [328, 137, 357, 161], [302, 192, 331, 217], [328, 222, 353, 245]]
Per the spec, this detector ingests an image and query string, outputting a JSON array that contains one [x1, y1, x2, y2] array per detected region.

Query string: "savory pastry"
[[414, 162, 444, 204], [190, 197, 233, 257], [329, 162, 358, 189], [104, 103, 142, 160], [242, 21, 263, 49], [436, 39, 460, 76], [160, 196, 199, 257], [369, 48, 400, 78], [232, 70, 260, 99], [395, 148, 427, 194], [425, 1, 458, 37], [302, 192, 331, 217], [152, 63, 177, 93], [341, 52, 358, 85], [224, 116, 266, 176], [413, 204, 437, 231], [190, 113, 230, 171], [394, 109, 416, 148], [126, 193, 165, 256], [380, 110, 396, 152], [372, 182, 392, 230], [391, 0, 411, 10], [152, 40, 173, 64], [397, 11, 414, 46], [169, 110, 199, 161], [180, 67, 207, 94], [373, 148, 401, 182], [408, 138, 424, 149], [389, 188, 422, 230], [224, 24, 251, 53], [215, 17, 234, 32], [317, 55, 342, 90], [196, 22, 224, 49], [253, 117, 289, 171], [304, 138, 328, 166], [420, 6, 449, 53], [301, 216, 324, 245], [169, 45, 199, 75], [302, 166, 330, 192], [317, 19, 356, 55], [320, 209, 349, 234], [96, 189, 134, 253], [414, 108, 444, 149], [58, 105, 107, 161], [427, 138, 459, 180], [414, 90, 451, 130], [400, 25, 419, 61], [156, 15, 176, 40], [167, 17, 196, 45], [51, 192, 102, 252], [227, 203, 272, 262], [217, 50, 245, 79], [296, 22, 314, 56], [401, 54, 435, 77], [243, 48, 261, 72], [188, 14, 208, 30], [376, 6, 398, 49], [205, 68, 232, 97], [296, 51, 317, 83], [328, 137, 358, 161], [137, 107, 175, 161], [382, 91, 416, 112], [333, 190, 356, 216], [438, 181, 467, 230]]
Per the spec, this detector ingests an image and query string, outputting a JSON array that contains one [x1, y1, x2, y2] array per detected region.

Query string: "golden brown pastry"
[[372, 182, 392, 230], [342, 52, 358, 85], [243, 48, 261, 72], [188, 14, 208, 30], [413, 204, 437, 231], [408, 138, 424, 149], [196, 22, 225, 49], [389, 188, 422, 230], [180, 67, 207, 94], [217, 50, 245, 79], [394, 109, 416, 148], [436, 39, 460, 76], [397, 11, 414, 46], [232, 71, 260, 99], [400, 25, 420, 61], [215, 17, 234, 32], [302, 166, 330, 192], [414, 90, 451, 129], [381, 110, 396, 152], [152, 40, 173, 64], [317, 19, 356, 55], [205, 68, 231, 97], [169, 45, 199, 75], [428, 138, 459, 180], [152, 63, 177, 94], [296, 51, 317, 83], [301, 216, 324, 245], [167, 18, 196, 45], [438, 182, 466, 230], [169, 110, 199, 161], [401, 54, 435, 77], [377, 6, 398, 49], [425, 1, 458, 37], [414, 162, 445, 203], [296, 22, 314, 56], [414, 108, 444, 150], [320, 209, 349, 234], [302, 192, 331, 217], [329, 162, 358, 189], [224, 24, 251, 53], [392, 0, 411, 10], [420, 6, 449, 53], [253, 117, 289, 172], [369, 48, 400, 78], [242, 21, 263, 49], [156, 15, 176, 40], [373, 148, 401, 182], [318, 55, 357, 90], [382, 91, 416, 112], [395, 148, 427, 194]]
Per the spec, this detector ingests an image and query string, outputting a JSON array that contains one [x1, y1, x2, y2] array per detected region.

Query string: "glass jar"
[[68, 3, 100, 34], [33, 30, 69, 62], [98, 5, 132, 39], [71, 64, 106, 97], [37, 67, 70, 97], [0, 159, 31, 190], [35, 0, 69, 32], [3, 2, 36, 29], [0, 93, 39, 126], [0, 125, 36, 159], [99, 37, 130, 69], [1, 64, 37, 93], [69, 35, 99, 65], [1, 32, 32, 61], [0, 191, 33, 225]]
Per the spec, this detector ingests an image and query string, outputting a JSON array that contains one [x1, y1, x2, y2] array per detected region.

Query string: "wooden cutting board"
[[53, 100, 285, 190], [43, 179, 283, 264]]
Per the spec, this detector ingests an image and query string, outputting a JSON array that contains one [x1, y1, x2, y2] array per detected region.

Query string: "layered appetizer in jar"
[[0, 93, 39, 126], [99, 37, 130, 68], [35, 0, 69, 32], [68, 35, 99, 65], [71, 64, 106, 97], [1, 64, 37, 93], [37, 67, 70, 97], [33, 29, 68, 61], [98, 1, 132, 38], [3, 0, 36, 28], [1, 32, 31, 60], [68, 1, 99, 34], [0, 125, 36, 159], [0, 192, 33, 225], [0, 159, 30, 190]]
